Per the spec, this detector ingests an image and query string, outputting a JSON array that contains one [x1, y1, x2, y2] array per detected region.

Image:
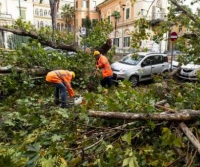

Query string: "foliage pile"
[[1, 1, 200, 165], [1, 44, 200, 166]]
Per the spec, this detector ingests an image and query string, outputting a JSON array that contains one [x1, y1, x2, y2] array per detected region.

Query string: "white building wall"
[[133, 0, 169, 52]]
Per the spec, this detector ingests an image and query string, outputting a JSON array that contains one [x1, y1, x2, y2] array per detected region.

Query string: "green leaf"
[[122, 132, 132, 145], [41, 157, 54, 167], [174, 138, 183, 148], [123, 157, 130, 166], [51, 134, 63, 142]]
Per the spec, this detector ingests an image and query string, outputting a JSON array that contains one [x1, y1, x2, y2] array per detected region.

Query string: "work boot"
[[61, 104, 70, 108], [54, 99, 60, 105]]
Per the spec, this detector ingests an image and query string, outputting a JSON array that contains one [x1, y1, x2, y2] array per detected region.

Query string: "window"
[[57, 23, 60, 31], [108, 15, 111, 23], [92, 19, 98, 26], [35, 9, 39, 16], [92, 1, 96, 9], [48, 10, 51, 16], [156, 0, 162, 8], [20, 9, 26, 19], [44, 10, 47, 16], [124, 37, 130, 47], [114, 38, 119, 47], [34, 20, 38, 28], [40, 9, 43, 16], [82, 18, 86, 27], [76, 1, 78, 8], [82, 0, 88, 8], [143, 56, 154, 65], [126, 8, 130, 19], [154, 55, 163, 64], [179, 26, 182, 32], [40, 21, 44, 27]]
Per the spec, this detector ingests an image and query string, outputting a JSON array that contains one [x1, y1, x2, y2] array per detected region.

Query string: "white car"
[[111, 52, 169, 86], [179, 63, 200, 81]]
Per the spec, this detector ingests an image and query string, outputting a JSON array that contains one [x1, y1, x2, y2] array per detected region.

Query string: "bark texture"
[[88, 110, 200, 121]]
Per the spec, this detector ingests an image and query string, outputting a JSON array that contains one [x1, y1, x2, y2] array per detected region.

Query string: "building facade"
[[97, 0, 169, 52], [0, 0, 74, 48], [74, 0, 104, 45], [0, 0, 171, 52]]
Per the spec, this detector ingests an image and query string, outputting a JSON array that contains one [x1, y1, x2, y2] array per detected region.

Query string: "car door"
[[140, 56, 154, 80], [151, 55, 165, 74]]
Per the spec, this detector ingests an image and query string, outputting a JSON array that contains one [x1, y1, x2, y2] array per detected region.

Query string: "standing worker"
[[46, 70, 75, 108], [94, 51, 113, 88]]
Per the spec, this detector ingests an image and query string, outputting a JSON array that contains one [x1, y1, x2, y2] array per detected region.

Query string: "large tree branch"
[[169, 0, 197, 23], [88, 110, 200, 121], [0, 26, 77, 52]]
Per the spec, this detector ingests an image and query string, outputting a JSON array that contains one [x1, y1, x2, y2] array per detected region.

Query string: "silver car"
[[179, 63, 200, 81], [111, 52, 169, 86]]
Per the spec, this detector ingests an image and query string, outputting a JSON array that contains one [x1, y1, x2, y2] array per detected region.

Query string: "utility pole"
[[74, 0, 76, 45], [121, 4, 126, 48], [18, 0, 21, 16]]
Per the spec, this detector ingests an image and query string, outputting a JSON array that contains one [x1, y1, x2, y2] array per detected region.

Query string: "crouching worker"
[[46, 70, 75, 108]]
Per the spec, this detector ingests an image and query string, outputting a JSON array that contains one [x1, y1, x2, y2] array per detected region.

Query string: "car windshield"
[[120, 54, 145, 65]]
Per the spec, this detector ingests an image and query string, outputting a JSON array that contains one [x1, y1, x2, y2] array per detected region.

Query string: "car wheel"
[[129, 75, 139, 87]]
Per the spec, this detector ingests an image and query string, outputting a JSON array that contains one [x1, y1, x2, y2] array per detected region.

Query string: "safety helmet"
[[93, 51, 100, 56], [70, 71, 75, 78]]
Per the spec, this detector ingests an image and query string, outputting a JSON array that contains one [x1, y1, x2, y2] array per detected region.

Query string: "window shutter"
[[152, 6, 156, 20], [21, 9, 26, 19]]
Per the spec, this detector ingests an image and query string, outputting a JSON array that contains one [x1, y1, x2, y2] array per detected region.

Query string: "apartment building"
[[97, 0, 169, 52], [0, 0, 73, 48], [33, 0, 74, 30], [74, 0, 104, 44], [0, 0, 170, 52]]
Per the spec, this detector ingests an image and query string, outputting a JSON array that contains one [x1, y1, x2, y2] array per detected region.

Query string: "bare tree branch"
[[169, 0, 197, 23]]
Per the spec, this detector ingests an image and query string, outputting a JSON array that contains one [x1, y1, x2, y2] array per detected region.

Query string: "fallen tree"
[[88, 110, 200, 121], [0, 26, 78, 52], [0, 65, 50, 76]]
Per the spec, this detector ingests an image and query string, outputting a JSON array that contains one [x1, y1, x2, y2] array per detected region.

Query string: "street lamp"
[[121, 4, 126, 48], [18, 0, 21, 16]]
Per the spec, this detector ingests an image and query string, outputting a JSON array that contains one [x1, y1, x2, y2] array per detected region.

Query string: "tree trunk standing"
[[49, 0, 59, 32]]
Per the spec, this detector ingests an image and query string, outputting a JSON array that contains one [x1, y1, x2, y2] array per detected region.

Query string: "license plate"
[[182, 73, 188, 76]]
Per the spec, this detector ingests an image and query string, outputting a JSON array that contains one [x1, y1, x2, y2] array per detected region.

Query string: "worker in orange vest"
[[46, 70, 75, 108], [93, 51, 113, 88]]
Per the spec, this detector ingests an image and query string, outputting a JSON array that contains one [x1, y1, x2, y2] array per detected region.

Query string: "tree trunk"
[[49, 0, 59, 32], [88, 110, 200, 121], [0, 66, 49, 76]]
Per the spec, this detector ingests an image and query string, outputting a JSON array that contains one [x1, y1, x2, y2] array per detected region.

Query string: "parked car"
[[178, 62, 200, 81], [111, 52, 169, 86], [44, 47, 77, 57], [169, 56, 200, 81]]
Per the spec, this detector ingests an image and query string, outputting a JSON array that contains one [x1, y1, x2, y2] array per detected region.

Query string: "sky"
[[183, 0, 200, 12]]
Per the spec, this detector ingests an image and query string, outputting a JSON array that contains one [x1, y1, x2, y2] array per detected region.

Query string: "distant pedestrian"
[[46, 70, 75, 108], [93, 51, 113, 88]]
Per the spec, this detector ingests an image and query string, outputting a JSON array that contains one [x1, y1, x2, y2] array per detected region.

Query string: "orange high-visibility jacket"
[[46, 70, 75, 97], [96, 55, 113, 78]]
